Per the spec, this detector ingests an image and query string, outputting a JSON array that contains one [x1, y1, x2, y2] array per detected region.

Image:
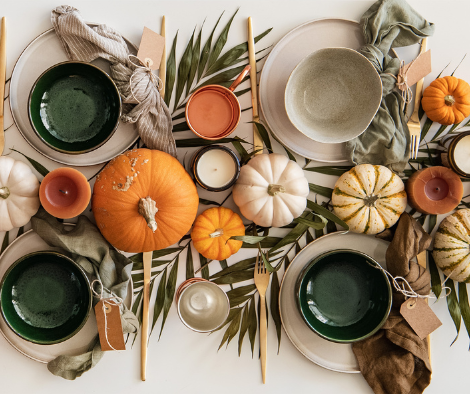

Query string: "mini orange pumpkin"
[[191, 207, 245, 260], [92, 149, 199, 253], [422, 76, 470, 125]]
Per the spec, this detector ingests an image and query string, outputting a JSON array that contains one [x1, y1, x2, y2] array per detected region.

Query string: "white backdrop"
[[0, 1, 469, 393]]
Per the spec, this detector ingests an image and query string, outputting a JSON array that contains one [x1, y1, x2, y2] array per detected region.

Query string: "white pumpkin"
[[0, 157, 40, 231], [232, 153, 309, 227], [331, 164, 407, 234], [433, 209, 470, 282]]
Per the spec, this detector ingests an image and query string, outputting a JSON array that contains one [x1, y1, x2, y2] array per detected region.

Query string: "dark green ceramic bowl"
[[296, 249, 391, 343], [28, 61, 121, 154], [0, 251, 92, 345]]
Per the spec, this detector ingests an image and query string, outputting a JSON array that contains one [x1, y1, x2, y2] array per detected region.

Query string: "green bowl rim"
[[27, 60, 122, 155], [295, 248, 392, 343], [0, 250, 92, 345]]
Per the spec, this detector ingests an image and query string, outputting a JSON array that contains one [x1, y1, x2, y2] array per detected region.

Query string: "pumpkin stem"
[[268, 184, 286, 196], [444, 95, 456, 106], [363, 194, 379, 207], [138, 196, 159, 232], [209, 228, 224, 238], [0, 186, 10, 200]]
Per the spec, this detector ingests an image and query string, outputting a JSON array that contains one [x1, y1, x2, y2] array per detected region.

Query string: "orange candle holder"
[[39, 168, 91, 219], [406, 166, 463, 215]]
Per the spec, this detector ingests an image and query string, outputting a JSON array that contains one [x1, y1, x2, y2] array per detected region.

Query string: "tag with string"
[[400, 298, 442, 339], [92, 280, 126, 351], [137, 26, 165, 70]]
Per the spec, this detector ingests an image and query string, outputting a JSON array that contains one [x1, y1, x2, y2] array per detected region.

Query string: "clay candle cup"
[[185, 65, 251, 140], [407, 166, 463, 215], [39, 168, 91, 219], [190, 145, 240, 191]]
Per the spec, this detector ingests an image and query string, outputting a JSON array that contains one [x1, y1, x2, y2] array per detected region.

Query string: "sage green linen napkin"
[[31, 209, 139, 380], [345, 0, 435, 173]]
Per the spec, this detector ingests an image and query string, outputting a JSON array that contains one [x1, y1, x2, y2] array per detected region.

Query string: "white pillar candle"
[[196, 149, 237, 189], [453, 135, 470, 174]]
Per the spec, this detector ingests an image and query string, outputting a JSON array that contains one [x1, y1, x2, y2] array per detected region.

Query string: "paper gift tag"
[[95, 300, 126, 351], [397, 50, 432, 90], [137, 26, 165, 70], [400, 298, 442, 339]]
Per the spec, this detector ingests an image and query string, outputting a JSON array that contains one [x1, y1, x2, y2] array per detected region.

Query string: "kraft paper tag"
[[400, 298, 442, 339], [398, 49, 432, 90], [137, 26, 165, 70], [95, 300, 126, 351]]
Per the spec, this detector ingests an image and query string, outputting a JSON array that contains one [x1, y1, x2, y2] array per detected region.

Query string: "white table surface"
[[0, 1, 469, 393]]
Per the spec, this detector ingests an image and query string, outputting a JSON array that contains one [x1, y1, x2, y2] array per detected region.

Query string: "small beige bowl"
[[285, 47, 382, 144], [176, 278, 229, 333]]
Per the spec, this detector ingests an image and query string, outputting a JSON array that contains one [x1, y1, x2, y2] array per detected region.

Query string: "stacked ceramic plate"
[[10, 24, 139, 166], [0, 226, 132, 363], [279, 231, 389, 373], [259, 18, 381, 163]]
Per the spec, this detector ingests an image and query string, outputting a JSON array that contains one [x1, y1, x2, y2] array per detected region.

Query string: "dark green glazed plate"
[[296, 249, 391, 343], [29, 61, 121, 154], [0, 251, 92, 345]]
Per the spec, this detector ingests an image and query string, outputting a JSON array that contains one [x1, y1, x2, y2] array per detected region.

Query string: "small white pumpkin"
[[433, 209, 470, 282], [0, 157, 40, 232], [331, 164, 406, 234], [232, 153, 309, 227]]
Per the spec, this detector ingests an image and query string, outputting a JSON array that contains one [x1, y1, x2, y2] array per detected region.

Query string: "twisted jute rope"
[[127, 54, 163, 104], [364, 259, 451, 301], [387, 57, 420, 111], [91, 279, 124, 351]]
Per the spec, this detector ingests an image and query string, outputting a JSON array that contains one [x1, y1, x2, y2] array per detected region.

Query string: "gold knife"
[[247, 17, 262, 155], [0, 17, 7, 155], [141, 250, 152, 381]]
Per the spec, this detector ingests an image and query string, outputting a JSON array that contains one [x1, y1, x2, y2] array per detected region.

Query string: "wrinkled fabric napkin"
[[31, 209, 139, 380], [345, 0, 435, 173], [352, 213, 432, 394], [51, 5, 176, 156]]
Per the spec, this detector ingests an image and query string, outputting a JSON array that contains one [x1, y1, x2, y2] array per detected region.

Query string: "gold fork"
[[407, 38, 427, 160], [254, 250, 270, 384]]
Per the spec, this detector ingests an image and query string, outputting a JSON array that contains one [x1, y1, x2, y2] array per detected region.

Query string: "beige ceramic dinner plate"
[[9, 25, 139, 166], [279, 231, 388, 373], [0, 226, 133, 363], [259, 18, 365, 162]]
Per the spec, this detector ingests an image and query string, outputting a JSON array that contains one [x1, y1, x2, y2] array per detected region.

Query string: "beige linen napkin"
[[51, 5, 176, 156]]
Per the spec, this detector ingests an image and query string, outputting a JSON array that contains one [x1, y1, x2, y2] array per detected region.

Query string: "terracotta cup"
[[185, 65, 251, 140]]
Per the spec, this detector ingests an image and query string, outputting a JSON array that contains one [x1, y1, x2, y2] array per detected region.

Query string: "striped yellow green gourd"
[[331, 164, 407, 234], [433, 209, 470, 282]]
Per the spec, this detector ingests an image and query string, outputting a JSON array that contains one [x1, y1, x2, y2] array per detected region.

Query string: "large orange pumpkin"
[[191, 207, 245, 260], [92, 149, 199, 253]]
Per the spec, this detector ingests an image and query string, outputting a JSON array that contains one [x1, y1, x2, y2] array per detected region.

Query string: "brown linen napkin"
[[352, 213, 432, 394]]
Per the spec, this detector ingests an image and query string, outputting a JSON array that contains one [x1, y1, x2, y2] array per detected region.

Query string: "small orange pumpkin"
[[191, 207, 245, 260], [422, 76, 470, 125], [92, 149, 199, 253]]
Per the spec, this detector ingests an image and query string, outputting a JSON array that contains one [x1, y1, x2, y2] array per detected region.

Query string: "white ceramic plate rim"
[[259, 18, 364, 162], [9, 23, 139, 167], [279, 231, 389, 373], [0, 225, 133, 363]]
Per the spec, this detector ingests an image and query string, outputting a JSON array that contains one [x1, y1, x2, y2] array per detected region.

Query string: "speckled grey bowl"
[[285, 47, 382, 144]]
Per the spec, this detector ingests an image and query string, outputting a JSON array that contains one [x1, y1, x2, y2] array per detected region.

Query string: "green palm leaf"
[[198, 13, 223, 81], [205, 9, 239, 76], [173, 28, 195, 110], [164, 32, 178, 106]]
